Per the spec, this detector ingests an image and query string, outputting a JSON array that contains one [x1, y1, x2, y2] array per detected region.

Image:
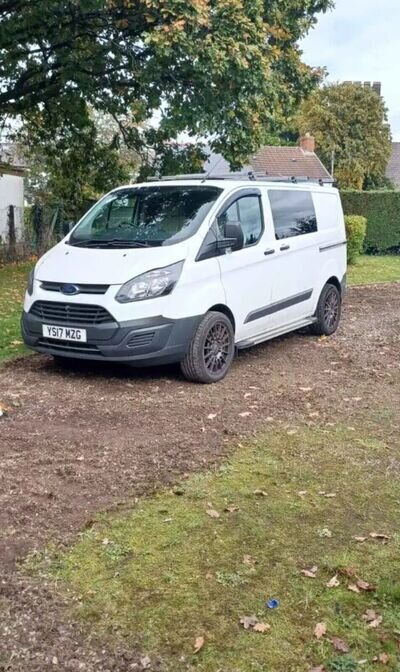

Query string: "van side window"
[[218, 195, 263, 247], [268, 190, 317, 240]]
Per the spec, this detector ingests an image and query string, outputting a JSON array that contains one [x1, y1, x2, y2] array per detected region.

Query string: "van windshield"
[[69, 185, 222, 248]]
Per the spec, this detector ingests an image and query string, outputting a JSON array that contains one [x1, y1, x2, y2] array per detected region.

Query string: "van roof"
[[116, 174, 337, 193]]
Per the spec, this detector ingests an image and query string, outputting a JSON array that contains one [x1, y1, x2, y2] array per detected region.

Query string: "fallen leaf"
[[239, 412, 251, 418], [301, 566, 318, 578], [357, 579, 375, 592], [326, 574, 340, 588], [224, 504, 239, 513], [331, 637, 350, 653], [298, 490, 308, 497], [353, 536, 368, 543], [207, 413, 217, 420], [324, 493, 337, 498], [140, 656, 151, 669], [377, 653, 389, 664], [253, 622, 271, 633], [369, 532, 390, 541], [193, 636, 205, 653], [348, 584, 361, 593], [287, 429, 298, 435], [206, 509, 220, 519], [367, 616, 383, 629], [253, 489, 268, 497], [309, 667, 325, 672], [362, 609, 378, 623], [314, 622, 327, 639], [243, 554, 257, 566], [239, 615, 258, 630], [340, 566, 358, 578]]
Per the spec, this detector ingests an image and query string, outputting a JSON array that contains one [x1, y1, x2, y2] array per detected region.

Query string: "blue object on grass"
[[266, 598, 280, 609]]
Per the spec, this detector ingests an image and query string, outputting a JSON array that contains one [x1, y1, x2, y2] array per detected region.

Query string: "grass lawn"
[[348, 255, 400, 286], [0, 261, 33, 361], [34, 422, 400, 672]]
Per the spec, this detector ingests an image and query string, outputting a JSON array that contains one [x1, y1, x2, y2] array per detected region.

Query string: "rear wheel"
[[180, 311, 235, 383], [310, 283, 341, 336]]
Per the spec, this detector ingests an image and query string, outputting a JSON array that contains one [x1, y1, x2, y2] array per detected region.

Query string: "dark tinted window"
[[217, 195, 263, 247], [268, 190, 317, 240]]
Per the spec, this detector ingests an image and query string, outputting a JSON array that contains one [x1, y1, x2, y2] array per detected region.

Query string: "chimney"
[[299, 133, 315, 153]]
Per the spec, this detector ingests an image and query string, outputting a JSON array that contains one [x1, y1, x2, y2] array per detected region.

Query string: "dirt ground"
[[1, 284, 399, 671]]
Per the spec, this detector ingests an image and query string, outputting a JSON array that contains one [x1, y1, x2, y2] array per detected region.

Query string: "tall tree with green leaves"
[[1, 0, 331, 167], [296, 82, 392, 189]]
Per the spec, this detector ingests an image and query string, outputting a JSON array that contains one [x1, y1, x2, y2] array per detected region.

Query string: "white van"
[[22, 175, 346, 383]]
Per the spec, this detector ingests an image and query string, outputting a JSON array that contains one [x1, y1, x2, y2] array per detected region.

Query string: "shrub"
[[345, 215, 367, 264], [341, 191, 400, 253]]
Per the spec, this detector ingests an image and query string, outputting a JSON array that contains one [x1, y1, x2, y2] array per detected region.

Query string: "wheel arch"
[[208, 304, 236, 333]]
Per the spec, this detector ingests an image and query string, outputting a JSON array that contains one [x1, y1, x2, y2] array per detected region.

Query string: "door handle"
[[280, 243, 290, 251], [264, 248, 275, 256]]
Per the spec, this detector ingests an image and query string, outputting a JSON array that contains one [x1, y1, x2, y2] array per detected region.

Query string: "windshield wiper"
[[69, 239, 151, 248]]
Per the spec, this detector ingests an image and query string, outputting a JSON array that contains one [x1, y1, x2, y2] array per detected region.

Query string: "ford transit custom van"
[[22, 175, 346, 383]]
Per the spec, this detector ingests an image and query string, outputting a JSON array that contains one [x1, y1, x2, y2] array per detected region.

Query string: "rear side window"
[[218, 195, 263, 247], [268, 190, 317, 240]]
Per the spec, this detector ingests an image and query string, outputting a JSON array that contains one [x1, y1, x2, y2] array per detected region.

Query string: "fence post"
[[7, 205, 17, 259]]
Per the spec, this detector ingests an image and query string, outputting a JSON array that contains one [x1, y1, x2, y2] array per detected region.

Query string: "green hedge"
[[341, 191, 400, 253], [344, 215, 367, 264]]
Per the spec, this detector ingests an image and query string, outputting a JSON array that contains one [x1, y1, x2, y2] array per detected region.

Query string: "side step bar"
[[236, 316, 317, 350]]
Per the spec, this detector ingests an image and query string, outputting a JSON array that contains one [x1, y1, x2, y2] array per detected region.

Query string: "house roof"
[[386, 142, 400, 187], [251, 146, 332, 180], [203, 144, 332, 181]]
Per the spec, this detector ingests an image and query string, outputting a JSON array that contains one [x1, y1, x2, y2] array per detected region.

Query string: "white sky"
[[301, 0, 400, 140]]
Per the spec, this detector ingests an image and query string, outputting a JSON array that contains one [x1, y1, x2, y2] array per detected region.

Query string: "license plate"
[[42, 325, 87, 342]]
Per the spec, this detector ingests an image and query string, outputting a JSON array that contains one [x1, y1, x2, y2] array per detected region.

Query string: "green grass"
[[33, 425, 400, 672], [348, 255, 400, 286], [0, 261, 33, 361]]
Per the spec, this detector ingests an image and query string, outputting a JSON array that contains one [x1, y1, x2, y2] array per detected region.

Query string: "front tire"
[[310, 283, 342, 336], [180, 311, 235, 383]]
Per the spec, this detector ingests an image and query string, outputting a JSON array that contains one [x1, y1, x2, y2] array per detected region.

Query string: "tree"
[[1, 0, 331, 168], [296, 83, 392, 189]]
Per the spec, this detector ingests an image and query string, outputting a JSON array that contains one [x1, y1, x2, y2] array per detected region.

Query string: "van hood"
[[35, 242, 188, 285]]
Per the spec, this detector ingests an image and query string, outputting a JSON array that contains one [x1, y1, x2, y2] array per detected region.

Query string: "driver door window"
[[217, 195, 263, 248]]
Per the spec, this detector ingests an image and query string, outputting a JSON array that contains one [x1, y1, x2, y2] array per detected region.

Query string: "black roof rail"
[[145, 172, 333, 185]]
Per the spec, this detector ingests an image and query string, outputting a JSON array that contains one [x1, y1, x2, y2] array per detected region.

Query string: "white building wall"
[[0, 174, 24, 243]]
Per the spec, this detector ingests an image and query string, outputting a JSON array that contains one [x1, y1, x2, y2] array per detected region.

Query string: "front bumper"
[[21, 310, 202, 365]]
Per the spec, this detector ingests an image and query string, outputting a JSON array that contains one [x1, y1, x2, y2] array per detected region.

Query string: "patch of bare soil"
[[0, 284, 399, 671]]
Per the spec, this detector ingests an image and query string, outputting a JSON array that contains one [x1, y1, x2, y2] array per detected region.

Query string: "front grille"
[[38, 338, 101, 354], [127, 331, 155, 348], [41, 281, 109, 295], [30, 301, 114, 326]]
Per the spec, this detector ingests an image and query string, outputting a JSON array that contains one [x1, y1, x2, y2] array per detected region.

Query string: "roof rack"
[[146, 171, 333, 185]]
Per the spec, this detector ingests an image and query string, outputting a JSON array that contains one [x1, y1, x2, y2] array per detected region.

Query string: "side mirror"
[[223, 220, 244, 252]]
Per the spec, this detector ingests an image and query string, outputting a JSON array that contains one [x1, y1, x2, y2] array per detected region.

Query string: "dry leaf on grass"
[[314, 622, 327, 639], [362, 609, 378, 623], [206, 509, 220, 519], [326, 574, 340, 588], [239, 615, 259, 630], [309, 667, 325, 672], [253, 622, 271, 633], [348, 584, 361, 593], [224, 504, 239, 513], [373, 653, 390, 664], [193, 636, 205, 653], [243, 554, 257, 566], [331, 637, 350, 653], [301, 566, 318, 578], [356, 579, 375, 592], [369, 532, 390, 541], [367, 616, 383, 629], [353, 536, 368, 543], [253, 489, 268, 497]]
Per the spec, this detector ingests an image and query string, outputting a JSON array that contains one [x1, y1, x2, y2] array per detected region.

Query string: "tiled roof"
[[203, 145, 332, 181], [386, 143, 400, 187], [250, 146, 331, 180]]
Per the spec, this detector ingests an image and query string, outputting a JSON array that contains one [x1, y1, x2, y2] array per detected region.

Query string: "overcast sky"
[[301, 0, 400, 141]]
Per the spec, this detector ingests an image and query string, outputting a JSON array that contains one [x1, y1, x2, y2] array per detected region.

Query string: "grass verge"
[[32, 424, 400, 672], [0, 261, 33, 361], [348, 255, 400, 286]]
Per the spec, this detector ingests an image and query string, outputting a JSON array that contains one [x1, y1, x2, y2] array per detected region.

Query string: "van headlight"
[[27, 268, 35, 296], [115, 261, 184, 303]]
